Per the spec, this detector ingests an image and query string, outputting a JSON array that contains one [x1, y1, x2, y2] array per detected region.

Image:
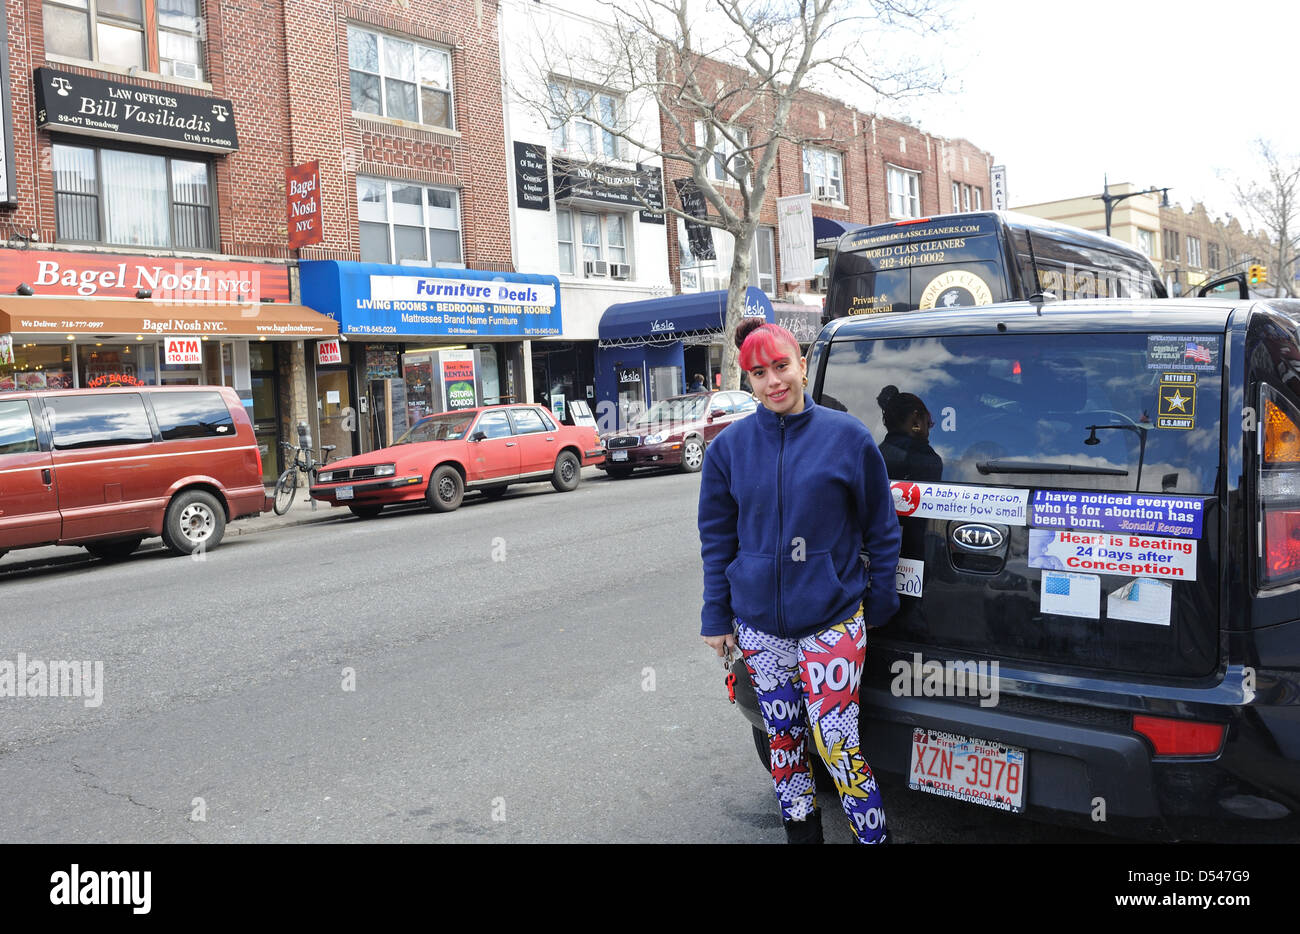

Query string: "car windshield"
[[821, 331, 1222, 494], [630, 396, 708, 429], [395, 413, 474, 444]]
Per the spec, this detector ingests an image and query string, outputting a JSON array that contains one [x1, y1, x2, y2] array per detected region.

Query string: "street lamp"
[[1096, 174, 1171, 237]]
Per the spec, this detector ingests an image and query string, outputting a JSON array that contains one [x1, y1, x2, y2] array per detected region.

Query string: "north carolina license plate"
[[336, 485, 353, 500], [611, 451, 628, 461], [909, 727, 1026, 812]]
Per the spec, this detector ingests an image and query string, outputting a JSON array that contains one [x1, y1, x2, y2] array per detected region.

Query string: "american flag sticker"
[[1040, 571, 1101, 619], [1148, 334, 1219, 372]]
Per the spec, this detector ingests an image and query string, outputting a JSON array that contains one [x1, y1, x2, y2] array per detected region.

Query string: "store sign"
[[0, 249, 290, 302], [317, 339, 341, 365], [439, 350, 477, 411], [777, 193, 814, 282], [991, 165, 1008, 212], [286, 161, 323, 249], [0, 2, 17, 206], [514, 141, 550, 211], [34, 68, 239, 153], [673, 178, 715, 260], [165, 337, 202, 365], [552, 157, 664, 222]]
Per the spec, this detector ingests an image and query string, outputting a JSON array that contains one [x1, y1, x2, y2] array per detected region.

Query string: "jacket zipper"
[[777, 414, 786, 637]]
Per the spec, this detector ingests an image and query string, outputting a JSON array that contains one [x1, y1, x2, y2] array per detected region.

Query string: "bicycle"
[[273, 439, 336, 515]]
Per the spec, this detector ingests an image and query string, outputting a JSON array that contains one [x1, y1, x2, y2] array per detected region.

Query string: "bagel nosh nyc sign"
[[34, 67, 239, 153]]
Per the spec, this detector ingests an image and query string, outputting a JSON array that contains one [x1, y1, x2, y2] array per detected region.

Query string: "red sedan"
[[309, 404, 604, 517]]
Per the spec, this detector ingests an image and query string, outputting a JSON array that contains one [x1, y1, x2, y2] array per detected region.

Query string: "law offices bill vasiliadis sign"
[[34, 67, 238, 153]]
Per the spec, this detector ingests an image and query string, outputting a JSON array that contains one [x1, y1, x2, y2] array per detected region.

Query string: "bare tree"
[[1234, 140, 1300, 297], [512, 0, 948, 388]]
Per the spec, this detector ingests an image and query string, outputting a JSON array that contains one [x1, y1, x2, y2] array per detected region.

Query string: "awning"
[[0, 297, 338, 338], [813, 216, 868, 250], [599, 287, 772, 346]]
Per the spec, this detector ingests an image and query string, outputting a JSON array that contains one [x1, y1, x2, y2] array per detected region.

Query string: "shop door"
[[250, 374, 280, 483], [317, 369, 355, 460], [616, 366, 645, 430]]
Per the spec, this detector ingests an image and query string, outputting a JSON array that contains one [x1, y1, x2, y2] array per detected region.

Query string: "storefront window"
[[1, 343, 74, 391], [78, 342, 156, 387]]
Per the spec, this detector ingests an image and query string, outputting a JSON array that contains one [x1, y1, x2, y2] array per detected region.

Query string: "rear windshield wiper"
[[976, 460, 1130, 476]]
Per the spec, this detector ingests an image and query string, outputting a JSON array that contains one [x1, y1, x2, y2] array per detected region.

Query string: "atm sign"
[[318, 339, 341, 365], [165, 337, 202, 365]]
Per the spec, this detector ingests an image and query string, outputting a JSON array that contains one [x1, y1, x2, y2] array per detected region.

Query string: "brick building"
[[1158, 200, 1275, 297]]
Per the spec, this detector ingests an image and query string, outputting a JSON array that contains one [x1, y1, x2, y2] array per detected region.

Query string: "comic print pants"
[[737, 609, 887, 843]]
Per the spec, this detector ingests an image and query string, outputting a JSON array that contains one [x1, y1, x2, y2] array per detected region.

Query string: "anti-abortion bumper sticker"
[[1107, 578, 1173, 626], [1028, 529, 1197, 581], [891, 482, 1028, 526], [1039, 570, 1101, 619], [1031, 490, 1205, 538]]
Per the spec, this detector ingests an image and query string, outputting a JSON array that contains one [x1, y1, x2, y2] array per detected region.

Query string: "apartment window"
[[549, 81, 621, 161], [560, 208, 632, 276], [951, 182, 960, 212], [1136, 229, 1155, 258], [43, 0, 204, 79], [973, 187, 982, 210], [887, 166, 921, 218], [349, 25, 453, 130], [802, 148, 843, 202], [695, 122, 748, 184], [1208, 242, 1221, 270], [357, 177, 460, 265], [1186, 236, 1202, 268], [52, 142, 212, 249], [677, 221, 770, 295], [1163, 229, 1180, 262]]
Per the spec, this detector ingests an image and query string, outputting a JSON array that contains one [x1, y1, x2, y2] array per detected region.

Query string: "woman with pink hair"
[[698, 318, 901, 844]]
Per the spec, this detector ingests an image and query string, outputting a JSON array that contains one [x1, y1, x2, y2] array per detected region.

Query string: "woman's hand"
[[703, 633, 737, 657]]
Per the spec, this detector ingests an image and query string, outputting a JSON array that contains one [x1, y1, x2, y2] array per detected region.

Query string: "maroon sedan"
[[599, 390, 757, 478], [309, 404, 604, 517]]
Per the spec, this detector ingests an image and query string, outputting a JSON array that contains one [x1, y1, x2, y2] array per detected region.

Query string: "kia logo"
[[950, 523, 1004, 551]]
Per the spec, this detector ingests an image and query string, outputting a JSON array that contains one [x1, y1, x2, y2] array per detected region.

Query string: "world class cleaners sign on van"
[[351, 275, 563, 338]]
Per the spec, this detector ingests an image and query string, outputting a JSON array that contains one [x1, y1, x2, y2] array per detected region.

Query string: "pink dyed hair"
[[736, 321, 801, 371]]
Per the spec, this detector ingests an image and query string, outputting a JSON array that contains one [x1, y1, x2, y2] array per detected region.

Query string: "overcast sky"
[[869, 0, 1298, 225]]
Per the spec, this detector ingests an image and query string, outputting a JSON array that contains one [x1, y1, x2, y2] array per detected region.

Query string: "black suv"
[[730, 298, 1300, 841]]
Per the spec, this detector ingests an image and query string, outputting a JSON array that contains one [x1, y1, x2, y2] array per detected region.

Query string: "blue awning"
[[813, 216, 868, 249], [599, 287, 772, 344]]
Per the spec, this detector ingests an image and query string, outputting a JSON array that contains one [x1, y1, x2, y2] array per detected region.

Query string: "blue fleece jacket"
[[698, 393, 902, 639]]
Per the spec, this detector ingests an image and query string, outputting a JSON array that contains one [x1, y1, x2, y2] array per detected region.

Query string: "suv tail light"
[[1132, 714, 1226, 757], [1260, 385, 1300, 587]]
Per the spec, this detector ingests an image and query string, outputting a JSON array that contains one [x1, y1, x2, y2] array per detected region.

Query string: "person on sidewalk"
[[697, 319, 902, 844]]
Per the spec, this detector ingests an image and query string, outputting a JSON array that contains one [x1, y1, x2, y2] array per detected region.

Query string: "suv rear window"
[[822, 331, 1221, 495], [151, 391, 235, 440]]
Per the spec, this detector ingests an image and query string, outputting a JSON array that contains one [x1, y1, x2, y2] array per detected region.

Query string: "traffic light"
[[1249, 264, 1266, 285]]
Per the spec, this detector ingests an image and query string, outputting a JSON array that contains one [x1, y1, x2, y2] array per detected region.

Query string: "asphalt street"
[[0, 467, 1115, 843]]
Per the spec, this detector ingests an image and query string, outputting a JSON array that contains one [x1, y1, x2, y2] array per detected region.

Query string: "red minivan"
[[0, 386, 266, 562]]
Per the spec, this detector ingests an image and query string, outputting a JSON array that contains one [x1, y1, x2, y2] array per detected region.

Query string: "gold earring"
[[802, 376, 808, 387]]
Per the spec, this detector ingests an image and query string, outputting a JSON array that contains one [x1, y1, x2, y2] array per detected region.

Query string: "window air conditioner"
[[584, 260, 609, 278], [815, 185, 838, 202], [170, 60, 200, 80], [609, 263, 630, 280]]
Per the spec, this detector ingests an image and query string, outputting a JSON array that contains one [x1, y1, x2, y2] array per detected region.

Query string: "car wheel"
[[680, 437, 705, 473], [482, 485, 509, 500], [426, 465, 464, 512], [551, 451, 581, 492], [606, 466, 633, 480], [348, 504, 384, 519], [161, 490, 226, 555], [85, 537, 144, 561]]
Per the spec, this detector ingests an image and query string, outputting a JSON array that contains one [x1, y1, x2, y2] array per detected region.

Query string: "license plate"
[[336, 485, 353, 501], [908, 728, 1026, 812], [611, 450, 628, 461]]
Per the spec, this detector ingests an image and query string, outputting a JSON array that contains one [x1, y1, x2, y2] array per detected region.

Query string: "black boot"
[[783, 809, 824, 844]]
